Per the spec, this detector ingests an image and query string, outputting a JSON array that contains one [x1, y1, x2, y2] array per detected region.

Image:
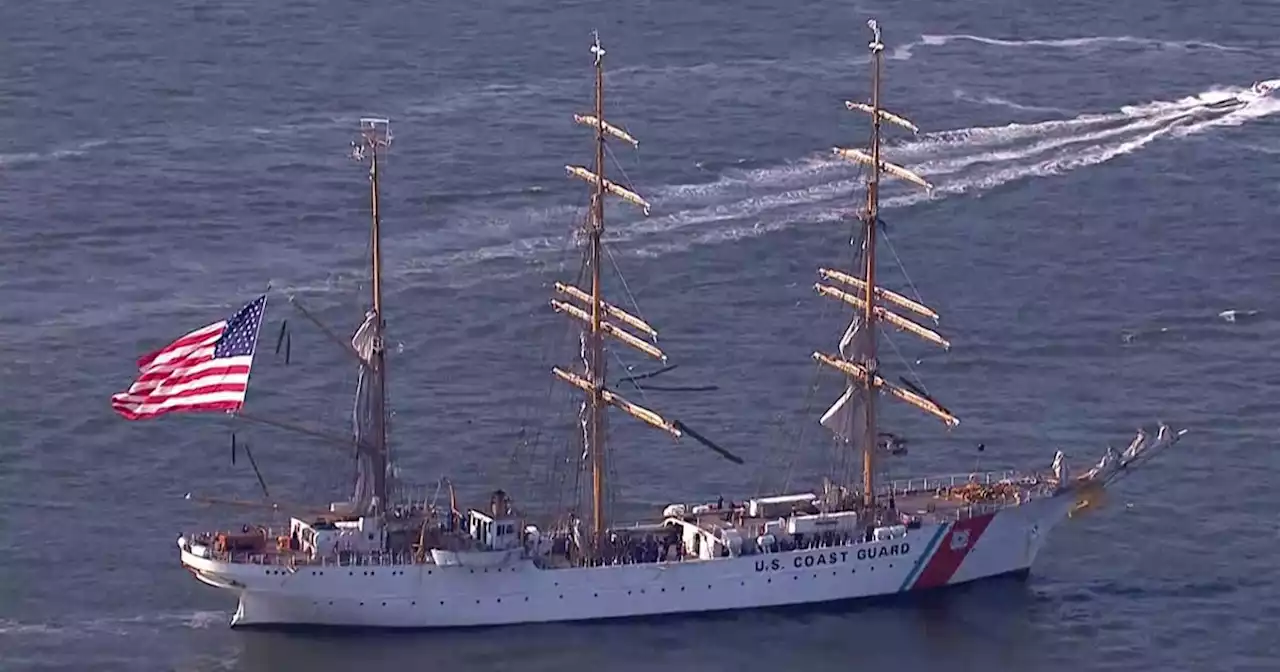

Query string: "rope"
[[880, 227, 928, 307]]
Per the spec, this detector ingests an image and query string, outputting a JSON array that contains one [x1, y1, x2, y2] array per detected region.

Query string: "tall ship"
[[114, 23, 1185, 629]]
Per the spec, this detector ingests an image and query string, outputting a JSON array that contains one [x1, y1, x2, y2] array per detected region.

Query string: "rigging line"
[[606, 340, 656, 408], [512, 227, 592, 510], [531, 306, 587, 510], [530, 255, 591, 508], [757, 284, 841, 497], [878, 323, 930, 396], [601, 242, 650, 336], [805, 199, 876, 494], [879, 227, 927, 307], [778, 204, 868, 495], [768, 103, 880, 497], [506, 188, 590, 464], [535, 195, 599, 512], [603, 140, 643, 198], [516, 243, 586, 466]]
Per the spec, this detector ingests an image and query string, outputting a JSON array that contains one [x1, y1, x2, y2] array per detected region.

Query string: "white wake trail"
[[919, 33, 1251, 54], [341, 79, 1278, 288]]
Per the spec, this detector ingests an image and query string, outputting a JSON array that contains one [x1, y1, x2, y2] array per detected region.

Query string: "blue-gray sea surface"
[[2, 0, 1278, 670]]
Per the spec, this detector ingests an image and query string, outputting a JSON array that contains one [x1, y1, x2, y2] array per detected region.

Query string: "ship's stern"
[[177, 536, 250, 623]]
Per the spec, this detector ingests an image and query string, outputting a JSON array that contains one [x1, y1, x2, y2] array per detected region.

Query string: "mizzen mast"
[[552, 33, 678, 564], [814, 20, 952, 510], [351, 117, 393, 515]]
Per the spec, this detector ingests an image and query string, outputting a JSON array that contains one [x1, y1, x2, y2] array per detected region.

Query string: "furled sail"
[[352, 310, 376, 362], [1121, 427, 1148, 462], [349, 367, 374, 513], [347, 311, 379, 514], [578, 332, 590, 463], [819, 318, 869, 443], [1051, 450, 1069, 487]]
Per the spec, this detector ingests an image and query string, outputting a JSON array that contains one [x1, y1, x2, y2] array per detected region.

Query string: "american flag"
[[111, 295, 268, 421]]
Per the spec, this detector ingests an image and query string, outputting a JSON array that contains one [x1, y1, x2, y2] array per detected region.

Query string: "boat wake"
[[918, 33, 1250, 53], [0, 610, 230, 638], [630, 78, 1279, 254], [398, 76, 1280, 279]]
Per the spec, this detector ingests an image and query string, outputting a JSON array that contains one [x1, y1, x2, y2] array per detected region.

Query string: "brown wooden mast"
[[816, 19, 956, 512], [587, 34, 608, 556], [553, 33, 689, 565], [356, 118, 393, 515], [860, 22, 885, 508]]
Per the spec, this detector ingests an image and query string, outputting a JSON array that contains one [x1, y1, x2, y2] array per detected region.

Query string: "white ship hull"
[[180, 494, 1075, 629]]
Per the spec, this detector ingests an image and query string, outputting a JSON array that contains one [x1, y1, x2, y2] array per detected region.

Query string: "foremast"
[[551, 33, 679, 565], [814, 20, 956, 510], [351, 118, 393, 516]]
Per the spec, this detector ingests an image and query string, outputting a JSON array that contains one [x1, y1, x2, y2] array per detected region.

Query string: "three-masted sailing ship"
[[116, 24, 1185, 629]]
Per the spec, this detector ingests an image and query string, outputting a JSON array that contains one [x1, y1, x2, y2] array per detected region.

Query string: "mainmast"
[[815, 20, 957, 511], [353, 117, 393, 515], [587, 34, 609, 560], [860, 23, 885, 508], [553, 33, 687, 565]]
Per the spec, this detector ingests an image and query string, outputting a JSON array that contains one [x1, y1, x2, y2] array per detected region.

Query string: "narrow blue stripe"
[[898, 522, 949, 592]]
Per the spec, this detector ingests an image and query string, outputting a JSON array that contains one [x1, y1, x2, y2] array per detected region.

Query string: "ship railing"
[[878, 470, 1036, 497], [197, 546, 434, 568]]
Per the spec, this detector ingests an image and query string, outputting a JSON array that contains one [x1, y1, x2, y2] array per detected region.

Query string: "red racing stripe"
[[910, 511, 996, 590]]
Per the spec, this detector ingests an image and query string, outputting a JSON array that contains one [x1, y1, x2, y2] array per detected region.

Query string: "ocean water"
[[2, 1, 1279, 670]]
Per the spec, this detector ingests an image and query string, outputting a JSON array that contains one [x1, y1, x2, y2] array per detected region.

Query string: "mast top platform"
[[590, 31, 606, 64], [353, 118, 393, 161], [867, 19, 884, 52]]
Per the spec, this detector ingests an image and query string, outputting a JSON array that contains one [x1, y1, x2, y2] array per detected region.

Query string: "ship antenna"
[[352, 117, 393, 516]]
